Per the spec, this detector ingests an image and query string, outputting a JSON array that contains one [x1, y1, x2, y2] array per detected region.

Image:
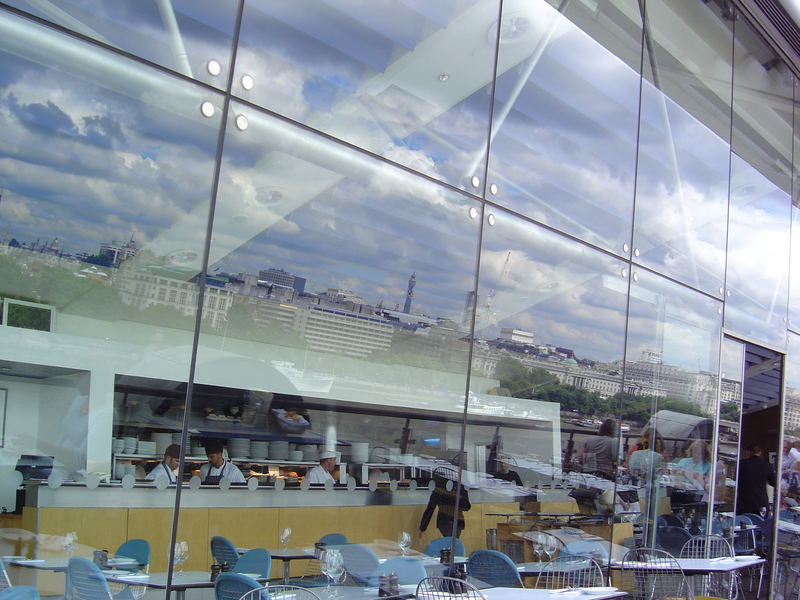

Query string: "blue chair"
[[369, 557, 427, 586], [234, 549, 271, 578], [563, 540, 608, 560], [656, 514, 685, 529], [655, 526, 692, 557], [115, 539, 150, 572], [423, 537, 466, 558], [211, 536, 240, 570], [466, 549, 522, 588], [338, 544, 380, 585], [215, 573, 262, 600], [318, 533, 348, 545], [67, 557, 134, 600], [0, 587, 39, 600]]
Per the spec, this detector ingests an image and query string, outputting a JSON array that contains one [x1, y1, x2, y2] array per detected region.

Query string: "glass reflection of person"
[[677, 439, 711, 493], [580, 418, 617, 480], [419, 470, 471, 539], [492, 455, 522, 485], [736, 445, 776, 516], [628, 428, 666, 484]]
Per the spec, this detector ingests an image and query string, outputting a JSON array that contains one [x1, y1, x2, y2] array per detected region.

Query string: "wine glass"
[[319, 549, 333, 590], [173, 541, 188, 576], [327, 558, 346, 599], [397, 531, 411, 556], [63, 532, 77, 556], [280, 527, 292, 551]]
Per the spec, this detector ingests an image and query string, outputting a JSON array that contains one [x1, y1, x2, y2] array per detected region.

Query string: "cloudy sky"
[[0, 0, 794, 368]]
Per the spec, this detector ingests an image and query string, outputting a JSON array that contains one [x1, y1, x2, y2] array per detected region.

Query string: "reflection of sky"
[[0, 42, 219, 256], [212, 124, 482, 320], [232, 0, 497, 190], [3, 0, 237, 86], [625, 269, 721, 372], [488, 5, 639, 252], [634, 82, 729, 294], [725, 154, 790, 346], [474, 216, 628, 362]]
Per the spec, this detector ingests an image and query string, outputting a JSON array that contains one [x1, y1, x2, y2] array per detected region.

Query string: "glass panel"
[[1, 1, 238, 89], [176, 100, 482, 560], [631, 0, 732, 296], [633, 79, 729, 296], [622, 268, 722, 549], [641, 0, 734, 143], [233, 0, 499, 192], [725, 153, 790, 349], [559, 0, 643, 74], [466, 210, 629, 568], [710, 338, 743, 536], [782, 334, 800, 573], [486, 0, 641, 255], [732, 14, 793, 194], [790, 103, 800, 332], [0, 8, 221, 594]]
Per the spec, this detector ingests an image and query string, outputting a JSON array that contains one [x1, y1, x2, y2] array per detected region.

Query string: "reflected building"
[[2, 1, 800, 598]]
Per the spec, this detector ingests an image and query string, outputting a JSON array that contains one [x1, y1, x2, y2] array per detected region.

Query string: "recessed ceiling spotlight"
[[438, 73, 450, 82]]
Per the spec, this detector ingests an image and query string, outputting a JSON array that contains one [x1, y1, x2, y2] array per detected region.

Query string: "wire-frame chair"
[[0, 560, 12, 590], [679, 535, 736, 600], [416, 576, 486, 600], [527, 529, 566, 562], [533, 555, 605, 590], [619, 548, 691, 600], [67, 557, 134, 600], [466, 549, 522, 588], [239, 585, 321, 600], [214, 573, 261, 600], [211, 537, 240, 570]]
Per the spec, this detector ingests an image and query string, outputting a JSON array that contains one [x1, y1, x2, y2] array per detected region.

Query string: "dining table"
[[608, 555, 765, 574], [477, 586, 626, 600], [104, 570, 269, 600], [8, 556, 142, 573]]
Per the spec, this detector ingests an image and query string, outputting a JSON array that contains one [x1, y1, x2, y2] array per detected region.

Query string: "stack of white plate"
[[153, 433, 173, 454], [350, 442, 370, 464], [172, 433, 190, 452], [112, 438, 124, 454], [228, 438, 250, 459], [250, 441, 268, 460], [269, 441, 289, 461], [300, 444, 318, 461], [138, 441, 157, 455], [191, 445, 206, 456], [289, 450, 303, 461], [122, 437, 138, 454]]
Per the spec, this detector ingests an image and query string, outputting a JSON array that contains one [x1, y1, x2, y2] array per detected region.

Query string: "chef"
[[200, 443, 246, 485], [306, 450, 336, 484], [145, 443, 181, 484]]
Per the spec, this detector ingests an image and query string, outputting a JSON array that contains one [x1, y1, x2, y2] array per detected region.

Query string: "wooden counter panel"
[[129, 508, 210, 572]]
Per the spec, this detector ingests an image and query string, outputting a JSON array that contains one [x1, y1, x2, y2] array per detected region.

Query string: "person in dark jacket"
[[419, 470, 471, 538], [737, 444, 776, 515]]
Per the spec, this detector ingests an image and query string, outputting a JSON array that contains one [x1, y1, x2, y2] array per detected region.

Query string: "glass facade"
[[0, 1, 798, 599]]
